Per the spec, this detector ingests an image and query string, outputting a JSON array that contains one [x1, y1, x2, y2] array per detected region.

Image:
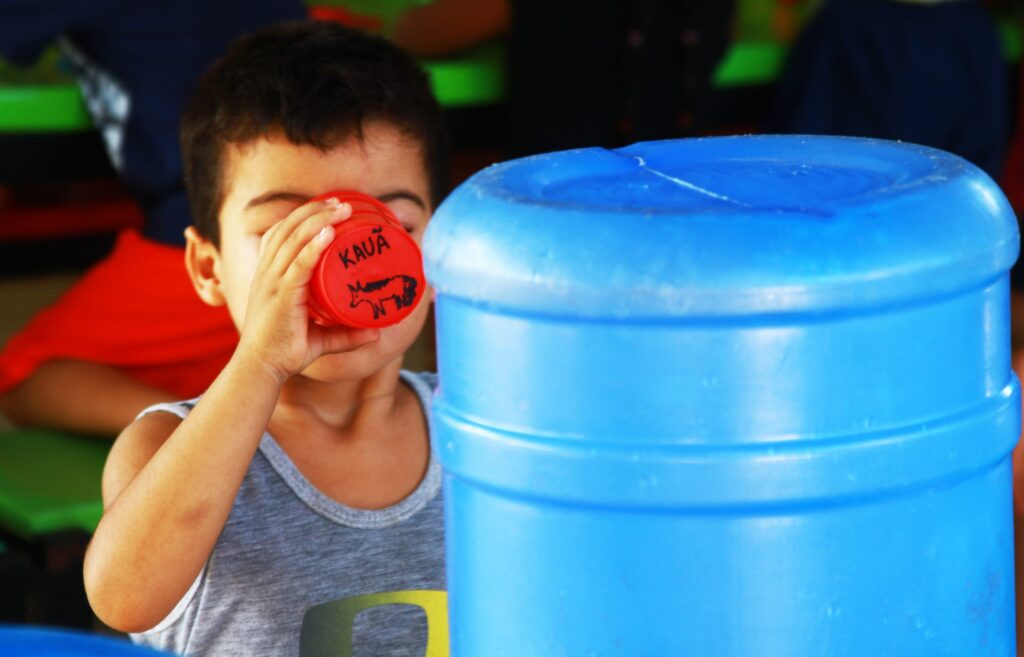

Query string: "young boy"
[[83, 21, 450, 657]]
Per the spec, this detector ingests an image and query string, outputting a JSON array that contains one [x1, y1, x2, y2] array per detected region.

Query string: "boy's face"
[[193, 120, 434, 381]]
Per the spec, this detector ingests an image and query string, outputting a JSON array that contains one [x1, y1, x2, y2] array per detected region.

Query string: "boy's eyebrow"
[[244, 191, 309, 210], [244, 190, 427, 211], [376, 190, 427, 210]]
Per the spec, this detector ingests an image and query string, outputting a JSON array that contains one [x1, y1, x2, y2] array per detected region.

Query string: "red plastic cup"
[[307, 190, 425, 329]]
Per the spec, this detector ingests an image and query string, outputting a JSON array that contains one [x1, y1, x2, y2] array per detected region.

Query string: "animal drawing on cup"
[[348, 275, 419, 319]]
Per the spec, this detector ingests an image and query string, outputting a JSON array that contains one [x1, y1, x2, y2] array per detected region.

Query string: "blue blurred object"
[[424, 135, 1021, 656], [0, 626, 172, 656]]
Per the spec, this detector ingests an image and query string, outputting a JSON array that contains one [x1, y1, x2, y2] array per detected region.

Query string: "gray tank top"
[[131, 371, 445, 657]]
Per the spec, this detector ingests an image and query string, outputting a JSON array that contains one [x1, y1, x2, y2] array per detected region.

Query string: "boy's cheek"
[[387, 295, 433, 339], [222, 240, 262, 279]]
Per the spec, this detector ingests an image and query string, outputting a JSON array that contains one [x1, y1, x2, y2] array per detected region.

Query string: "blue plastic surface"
[[424, 136, 1021, 656], [0, 627, 172, 656]]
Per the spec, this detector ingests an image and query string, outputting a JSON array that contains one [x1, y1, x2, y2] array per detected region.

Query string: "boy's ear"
[[184, 226, 226, 307]]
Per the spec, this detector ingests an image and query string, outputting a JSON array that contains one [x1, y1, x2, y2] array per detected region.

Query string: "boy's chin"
[[298, 344, 403, 384]]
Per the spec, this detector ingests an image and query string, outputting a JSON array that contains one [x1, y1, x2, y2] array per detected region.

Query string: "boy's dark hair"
[[180, 20, 449, 246]]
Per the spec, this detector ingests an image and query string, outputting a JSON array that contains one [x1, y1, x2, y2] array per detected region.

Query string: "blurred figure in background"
[[505, 0, 737, 157], [765, 0, 1009, 180], [390, 0, 510, 57], [389, 0, 736, 157], [766, 1, 1023, 651], [0, 0, 306, 436]]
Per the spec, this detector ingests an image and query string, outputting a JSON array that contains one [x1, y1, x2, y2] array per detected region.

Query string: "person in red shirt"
[[0, 0, 306, 435]]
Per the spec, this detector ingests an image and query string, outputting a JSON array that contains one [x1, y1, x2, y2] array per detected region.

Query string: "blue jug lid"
[[424, 136, 1019, 318]]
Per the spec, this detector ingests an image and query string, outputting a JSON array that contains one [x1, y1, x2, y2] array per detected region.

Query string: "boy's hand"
[[238, 198, 380, 382]]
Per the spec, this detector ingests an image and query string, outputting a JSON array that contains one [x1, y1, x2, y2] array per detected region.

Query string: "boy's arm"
[[83, 198, 378, 632], [83, 351, 281, 633]]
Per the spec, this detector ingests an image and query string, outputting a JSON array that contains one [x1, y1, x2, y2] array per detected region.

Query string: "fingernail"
[[332, 202, 351, 217], [324, 197, 341, 209], [317, 226, 332, 243]]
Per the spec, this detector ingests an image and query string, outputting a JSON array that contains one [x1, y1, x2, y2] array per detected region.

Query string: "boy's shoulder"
[[136, 397, 201, 422], [101, 401, 193, 511], [403, 369, 438, 394], [133, 370, 436, 424]]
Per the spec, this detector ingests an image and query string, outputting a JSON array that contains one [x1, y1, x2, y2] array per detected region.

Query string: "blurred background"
[[0, 0, 1021, 646]]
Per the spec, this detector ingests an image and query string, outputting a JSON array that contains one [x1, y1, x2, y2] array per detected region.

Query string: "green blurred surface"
[[713, 41, 788, 88], [0, 6, 1019, 129], [0, 429, 109, 539], [426, 44, 504, 107], [1002, 18, 1022, 63], [0, 44, 504, 131], [714, 13, 1021, 88], [0, 85, 90, 132]]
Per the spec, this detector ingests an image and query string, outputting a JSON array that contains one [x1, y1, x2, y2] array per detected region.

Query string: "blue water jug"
[[0, 626, 174, 655], [423, 136, 1021, 656]]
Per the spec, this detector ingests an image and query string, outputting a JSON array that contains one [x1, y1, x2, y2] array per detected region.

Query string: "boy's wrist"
[[225, 348, 290, 390]]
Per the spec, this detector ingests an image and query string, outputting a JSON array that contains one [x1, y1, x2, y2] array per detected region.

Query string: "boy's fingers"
[[281, 202, 350, 263], [262, 197, 350, 264], [259, 199, 332, 259], [284, 223, 336, 288], [269, 202, 352, 279]]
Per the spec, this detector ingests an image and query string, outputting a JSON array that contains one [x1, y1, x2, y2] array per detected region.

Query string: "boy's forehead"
[[222, 124, 428, 194], [218, 124, 432, 223]]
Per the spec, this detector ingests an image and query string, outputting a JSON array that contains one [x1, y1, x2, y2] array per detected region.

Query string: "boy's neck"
[[272, 358, 408, 440]]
